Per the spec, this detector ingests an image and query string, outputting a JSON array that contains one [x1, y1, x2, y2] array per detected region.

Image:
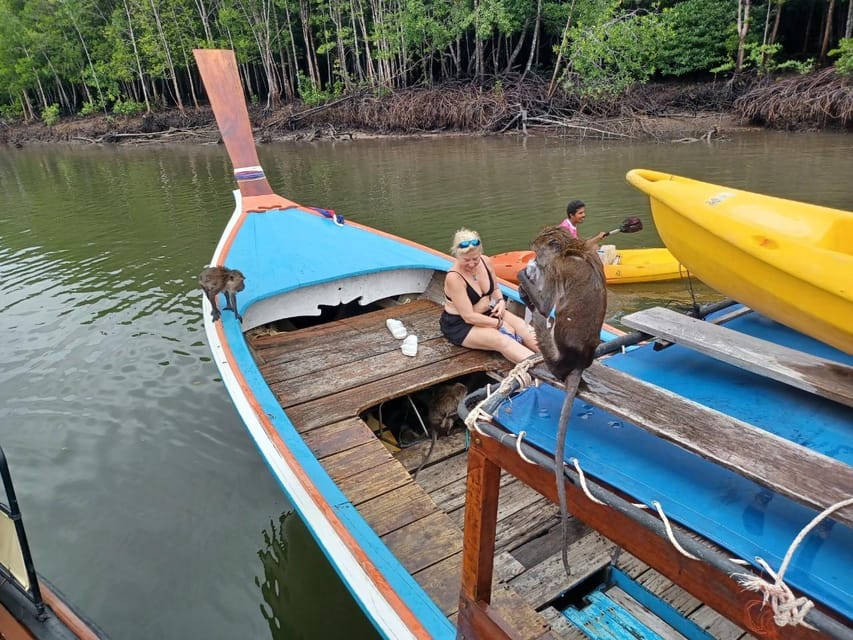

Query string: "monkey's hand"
[[517, 269, 550, 316]]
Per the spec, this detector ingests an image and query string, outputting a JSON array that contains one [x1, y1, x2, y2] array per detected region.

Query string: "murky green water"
[[0, 130, 849, 639]]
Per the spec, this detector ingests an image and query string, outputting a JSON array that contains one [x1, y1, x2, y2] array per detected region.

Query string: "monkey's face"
[[228, 271, 246, 291]]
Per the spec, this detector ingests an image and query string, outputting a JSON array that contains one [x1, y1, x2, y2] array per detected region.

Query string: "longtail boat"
[[626, 168, 853, 354], [0, 446, 109, 639], [492, 247, 686, 286], [195, 49, 853, 639]]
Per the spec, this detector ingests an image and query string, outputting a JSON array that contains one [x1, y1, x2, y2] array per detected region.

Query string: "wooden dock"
[[247, 297, 761, 639]]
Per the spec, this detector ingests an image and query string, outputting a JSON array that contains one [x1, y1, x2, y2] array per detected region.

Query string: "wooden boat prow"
[[626, 168, 853, 353]]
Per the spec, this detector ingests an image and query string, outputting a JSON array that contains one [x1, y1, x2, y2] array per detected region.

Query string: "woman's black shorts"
[[440, 311, 473, 346]]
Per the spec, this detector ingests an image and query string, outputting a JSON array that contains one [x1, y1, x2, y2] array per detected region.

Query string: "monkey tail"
[[413, 431, 438, 480], [556, 369, 583, 578]]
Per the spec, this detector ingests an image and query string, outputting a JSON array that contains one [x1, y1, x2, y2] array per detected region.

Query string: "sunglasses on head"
[[457, 238, 481, 249]]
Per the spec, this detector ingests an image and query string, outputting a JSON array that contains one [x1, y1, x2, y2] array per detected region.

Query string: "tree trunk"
[[548, 0, 576, 97], [522, 0, 542, 79], [148, 0, 184, 111], [845, 0, 853, 39], [123, 0, 152, 113], [735, 0, 752, 74], [820, 0, 836, 62]]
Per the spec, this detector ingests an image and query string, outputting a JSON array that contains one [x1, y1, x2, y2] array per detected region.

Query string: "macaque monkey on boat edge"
[[516, 225, 607, 576], [198, 266, 245, 323]]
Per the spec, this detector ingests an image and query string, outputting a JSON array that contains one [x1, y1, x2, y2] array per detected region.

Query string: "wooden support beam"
[[465, 433, 831, 640], [460, 442, 502, 606]]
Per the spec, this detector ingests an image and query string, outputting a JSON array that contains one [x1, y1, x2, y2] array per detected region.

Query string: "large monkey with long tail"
[[517, 225, 607, 576]]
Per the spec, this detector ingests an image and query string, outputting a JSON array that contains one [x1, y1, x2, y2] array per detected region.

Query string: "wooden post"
[[460, 437, 501, 604]]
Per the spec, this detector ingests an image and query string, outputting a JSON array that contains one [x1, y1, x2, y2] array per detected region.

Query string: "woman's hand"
[[489, 298, 506, 318]]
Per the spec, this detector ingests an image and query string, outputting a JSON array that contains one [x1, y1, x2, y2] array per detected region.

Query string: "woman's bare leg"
[[462, 326, 535, 363]]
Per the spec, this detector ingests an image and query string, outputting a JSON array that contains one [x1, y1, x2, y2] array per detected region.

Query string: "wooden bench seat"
[[575, 361, 853, 528], [620, 306, 853, 407]]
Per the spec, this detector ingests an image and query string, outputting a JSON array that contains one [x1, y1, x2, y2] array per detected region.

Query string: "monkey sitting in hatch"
[[413, 382, 469, 479], [517, 225, 607, 576], [198, 266, 246, 323]]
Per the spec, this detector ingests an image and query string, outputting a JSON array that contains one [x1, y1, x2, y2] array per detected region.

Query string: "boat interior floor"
[[247, 298, 756, 639]]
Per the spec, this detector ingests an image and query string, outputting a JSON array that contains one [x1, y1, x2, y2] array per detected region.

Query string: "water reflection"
[[256, 511, 380, 640]]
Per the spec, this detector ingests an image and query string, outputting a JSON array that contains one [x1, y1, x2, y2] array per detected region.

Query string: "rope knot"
[[737, 557, 815, 628]]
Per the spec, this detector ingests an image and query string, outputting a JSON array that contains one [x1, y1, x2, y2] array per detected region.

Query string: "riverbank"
[[2, 71, 849, 147]]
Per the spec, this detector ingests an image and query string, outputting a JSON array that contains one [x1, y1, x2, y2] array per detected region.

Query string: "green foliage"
[[41, 103, 60, 126], [563, 8, 666, 98], [829, 38, 853, 75], [0, 102, 24, 119], [656, 0, 735, 77], [297, 71, 332, 106], [113, 98, 146, 116]]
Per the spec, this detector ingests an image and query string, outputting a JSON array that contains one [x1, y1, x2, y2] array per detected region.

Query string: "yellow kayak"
[[626, 168, 853, 354], [492, 246, 685, 285]]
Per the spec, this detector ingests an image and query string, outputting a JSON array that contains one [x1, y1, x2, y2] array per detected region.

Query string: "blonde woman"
[[440, 228, 538, 363]]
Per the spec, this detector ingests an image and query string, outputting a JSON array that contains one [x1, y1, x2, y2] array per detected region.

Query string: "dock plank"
[[621, 306, 853, 407], [579, 361, 853, 528]]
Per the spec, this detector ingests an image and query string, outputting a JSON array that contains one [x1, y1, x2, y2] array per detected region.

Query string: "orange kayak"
[[492, 247, 686, 285]]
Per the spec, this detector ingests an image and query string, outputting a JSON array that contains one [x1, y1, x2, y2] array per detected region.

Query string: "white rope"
[[570, 457, 606, 505], [735, 496, 853, 629], [515, 431, 535, 464], [464, 356, 538, 434], [651, 500, 700, 561]]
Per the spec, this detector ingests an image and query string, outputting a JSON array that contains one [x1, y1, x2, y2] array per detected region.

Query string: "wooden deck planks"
[[248, 298, 554, 636], [285, 349, 507, 432], [247, 298, 754, 639]]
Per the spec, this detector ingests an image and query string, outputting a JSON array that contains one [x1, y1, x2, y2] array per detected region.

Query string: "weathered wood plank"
[[396, 430, 468, 473], [689, 604, 747, 640], [413, 552, 462, 616], [274, 335, 464, 406], [606, 586, 689, 640], [507, 531, 615, 608], [539, 607, 589, 640], [621, 306, 853, 407], [509, 518, 592, 570], [260, 305, 443, 382], [286, 349, 507, 432], [336, 458, 413, 506], [356, 481, 438, 537], [320, 439, 394, 484], [381, 511, 463, 575], [578, 361, 853, 528], [429, 467, 516, 516], [300, 417, 377, 459], [488, 587, 555, 640], [408, 449, 469, 494]]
